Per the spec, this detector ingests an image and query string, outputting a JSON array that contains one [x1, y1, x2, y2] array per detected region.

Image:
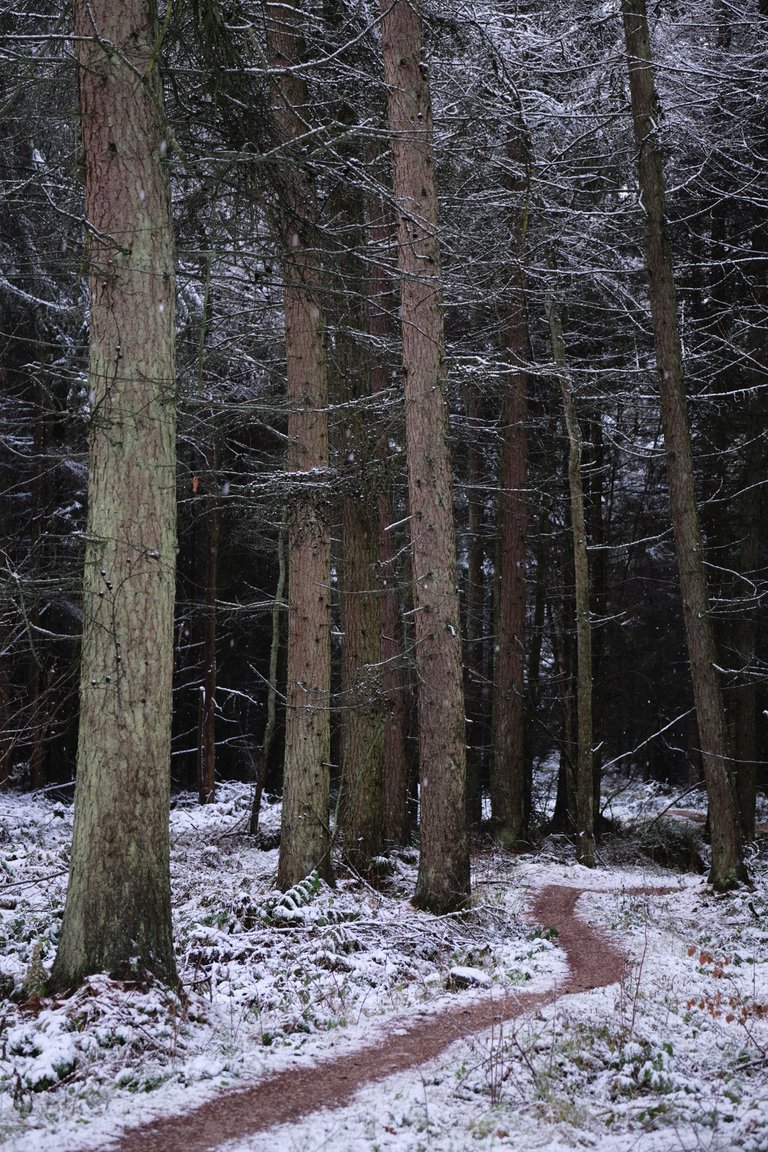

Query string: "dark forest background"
[[1, 0, 766, 825]]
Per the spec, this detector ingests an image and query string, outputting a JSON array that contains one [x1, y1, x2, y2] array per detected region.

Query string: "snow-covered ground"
[[0, 775, 766, 1151]]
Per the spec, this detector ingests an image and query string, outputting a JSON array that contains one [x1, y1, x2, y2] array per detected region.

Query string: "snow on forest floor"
[[0, 774, 766, 1151]]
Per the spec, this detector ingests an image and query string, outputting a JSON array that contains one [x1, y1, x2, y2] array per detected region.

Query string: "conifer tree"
[[52, 0, 177, 987]]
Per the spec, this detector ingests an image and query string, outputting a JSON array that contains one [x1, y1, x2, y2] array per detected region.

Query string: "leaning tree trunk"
[[51, 0, 177, 988], [622, 0, 745, 888], [380, 0, 469, 912], [546, 292, 594, 866], [268, 0, 334, 890]]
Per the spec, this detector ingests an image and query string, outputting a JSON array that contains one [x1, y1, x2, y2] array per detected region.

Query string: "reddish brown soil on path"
[[103, 883, 670, 1152]]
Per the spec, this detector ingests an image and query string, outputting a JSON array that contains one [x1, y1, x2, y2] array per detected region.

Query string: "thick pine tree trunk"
[[338, 479, 386, 871], [269, 1, 334, 890], [380, 0, 469, 912], [320, 3, 386, 875], [51, 0, 177, 988], [622, 0, 746, 888]]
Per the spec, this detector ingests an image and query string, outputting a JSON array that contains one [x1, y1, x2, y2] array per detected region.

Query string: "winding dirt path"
[[103, 884, 669, 1152]]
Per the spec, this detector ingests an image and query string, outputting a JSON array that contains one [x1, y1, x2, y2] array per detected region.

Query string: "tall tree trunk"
[[368, 196, 411, 845], [526, 403, 558, 789], [731, 289, 767, 839], [27, 381, 50, 792], [549, 600, 577, 832], [27, 626, 46, 791], [52, 0, 177, 988], [198, 452, 218, 805], [319, 0, 386, 875], [269, 1, 334, 890], [586, 415, 608, 829], [622, 0, 746, 888], [463, 388, 485, 832], [729, 163, 768, 840], [250, 523, 286, 836], [195, 264, 217, 806], [492, 343, 529, 848], [492, 123, 531, 848], [335, 273, 386, 874], [338, 479, 386, 872], [546, 292, 594, 865], [0, 615, 10, 786], [378, 508, 412, 845], [380, 0, 469, 912]]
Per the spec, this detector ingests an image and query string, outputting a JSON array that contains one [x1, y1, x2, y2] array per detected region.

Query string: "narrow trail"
[[102, 883, 671, 1152]]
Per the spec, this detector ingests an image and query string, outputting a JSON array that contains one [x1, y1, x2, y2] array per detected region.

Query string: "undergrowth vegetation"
[[0, 779, 766, 1151]]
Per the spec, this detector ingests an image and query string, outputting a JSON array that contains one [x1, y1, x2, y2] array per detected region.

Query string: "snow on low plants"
[[0, 783, 561, 1149], [0, 777, 766, 1152]]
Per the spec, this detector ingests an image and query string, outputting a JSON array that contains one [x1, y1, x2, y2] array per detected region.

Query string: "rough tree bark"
[[334, 230, 386, 875], [622, 0, 746, 888], [269, 0, 334, 890], [318, 35, 388, 873], [51, 0, 177, 987], [338, 472, 386, 872], [380, 0, 469, 912], [368, 195, 411, 846]]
